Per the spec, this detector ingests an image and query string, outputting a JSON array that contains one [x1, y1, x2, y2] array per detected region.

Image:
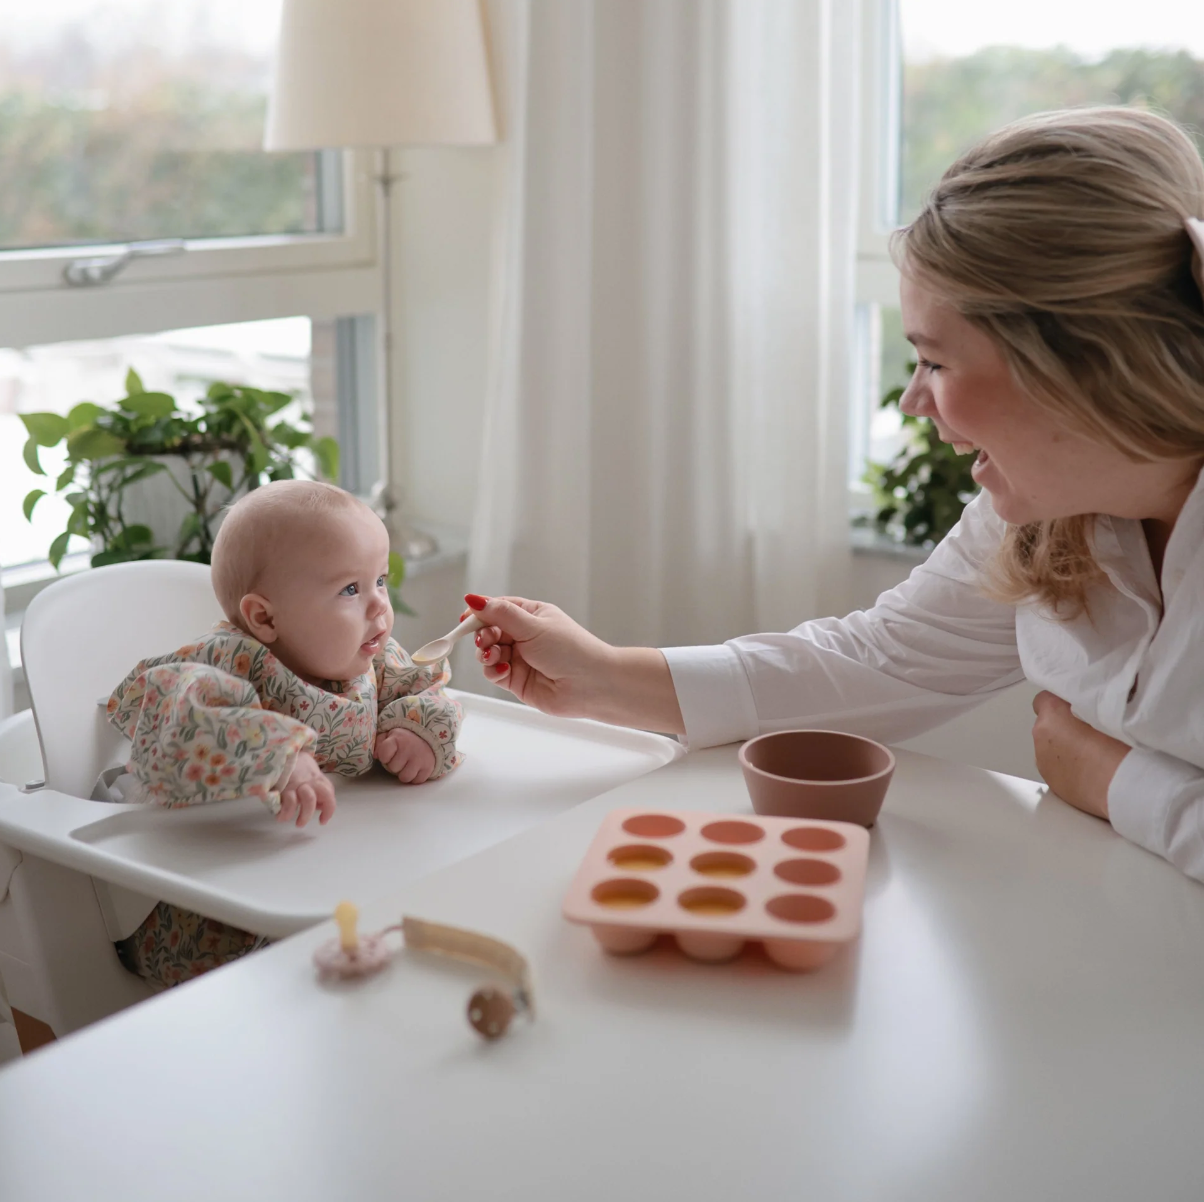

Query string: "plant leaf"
[[20, 412, 69, 446], [118, 461, 169, 487], [269, 422, 310, 449], [22, 489, 46, 521], [48, 531, 71, 570], [112, 525, 154, 550], [388, 550, 406, 590], [66, 402, 107, 431], [313, 436, 339, 481], [90, 548, 138, 568], [67, 427, 127, 461], [206, 460, 234, 490], [22, 438, 45, 475], [66, 506, 92, 537], [125, 367, 145, 394], [55, 465, 76, 491], [118, 391, 176, 419]]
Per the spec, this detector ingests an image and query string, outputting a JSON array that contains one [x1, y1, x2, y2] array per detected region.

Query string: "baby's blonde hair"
[[893, 106, 1204, 615], [210, 480, 369, 622]]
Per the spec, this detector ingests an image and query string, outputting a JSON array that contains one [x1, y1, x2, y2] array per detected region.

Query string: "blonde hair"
[[210, 480, 367, 622], [893, 106, 1204, 615]]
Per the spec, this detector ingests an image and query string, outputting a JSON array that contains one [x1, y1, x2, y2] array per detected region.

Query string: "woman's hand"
[[1031, 690, 1130, 820], [466, 594, 684, 734]]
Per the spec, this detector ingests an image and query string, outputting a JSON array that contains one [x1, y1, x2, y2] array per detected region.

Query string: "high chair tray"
[[0, 691, 681, 938]]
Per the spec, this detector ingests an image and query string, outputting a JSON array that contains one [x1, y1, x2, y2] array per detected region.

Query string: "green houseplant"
[[861, 362, 979, 548], [19, 368, 408, 604]]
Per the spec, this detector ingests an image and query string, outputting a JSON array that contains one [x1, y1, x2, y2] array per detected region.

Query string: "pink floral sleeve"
[[108, 662, 316, 814], [375, 639, 463, 779]]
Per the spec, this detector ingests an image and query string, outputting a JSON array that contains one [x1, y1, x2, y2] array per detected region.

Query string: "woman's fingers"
[[475, 625, 504, 652], [464, 595, 546, 642], [479, 641, 513, 666]]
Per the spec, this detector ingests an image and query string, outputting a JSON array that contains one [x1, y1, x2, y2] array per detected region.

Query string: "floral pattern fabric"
[[107, 621, 463, 813], [114, 901, 273, 993]]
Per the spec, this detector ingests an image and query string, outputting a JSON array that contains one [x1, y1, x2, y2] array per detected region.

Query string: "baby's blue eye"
[[376, 575, 387, 588], [340, 583, 359, 596]]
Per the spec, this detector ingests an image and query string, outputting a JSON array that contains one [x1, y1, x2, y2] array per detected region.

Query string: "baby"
[[105, 480, 462, 987]]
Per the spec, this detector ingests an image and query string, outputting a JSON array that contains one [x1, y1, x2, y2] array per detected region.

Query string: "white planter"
[[118, 453, 247, 557]]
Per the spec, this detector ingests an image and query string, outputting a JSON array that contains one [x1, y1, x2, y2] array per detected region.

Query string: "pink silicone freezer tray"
[[562, 808, 870, 971]]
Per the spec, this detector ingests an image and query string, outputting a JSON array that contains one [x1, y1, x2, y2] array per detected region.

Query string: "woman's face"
[[897, 272, 1196, 527]]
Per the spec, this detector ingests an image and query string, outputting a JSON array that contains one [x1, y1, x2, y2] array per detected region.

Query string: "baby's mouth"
[[360, 631, 386, 654]]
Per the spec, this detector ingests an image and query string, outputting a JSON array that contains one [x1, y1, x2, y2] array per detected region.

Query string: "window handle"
[[62, 239, 186, 287]]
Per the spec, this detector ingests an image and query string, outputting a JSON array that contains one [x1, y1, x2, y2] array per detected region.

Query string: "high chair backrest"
[[21, 561, 224, 798]]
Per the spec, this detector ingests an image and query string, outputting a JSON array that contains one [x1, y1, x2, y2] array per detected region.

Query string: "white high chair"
[[0, 560, 224, 1042], [0, 561, 684, 1052]]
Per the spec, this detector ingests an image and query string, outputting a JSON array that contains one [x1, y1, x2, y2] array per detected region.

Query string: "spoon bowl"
[[411, 613, 485, 665]]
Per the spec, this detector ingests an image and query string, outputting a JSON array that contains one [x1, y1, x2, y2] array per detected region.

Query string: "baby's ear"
[[239, 594, 277, 643]]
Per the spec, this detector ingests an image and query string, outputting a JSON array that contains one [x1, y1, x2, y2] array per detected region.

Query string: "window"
[[852, 0, 1204, 500], [0, 1, 382, 582], [0, 0, 321, 249], [0, 0, 376, 349]]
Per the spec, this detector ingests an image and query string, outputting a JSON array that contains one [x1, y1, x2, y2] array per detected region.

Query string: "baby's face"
[[261, 507, 394, 686]]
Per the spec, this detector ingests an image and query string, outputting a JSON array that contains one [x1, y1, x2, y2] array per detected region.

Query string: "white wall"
[[389, 148, 501, 535]]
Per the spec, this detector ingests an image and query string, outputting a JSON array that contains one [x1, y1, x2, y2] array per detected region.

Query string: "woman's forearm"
[[594, 646, 685, 736]]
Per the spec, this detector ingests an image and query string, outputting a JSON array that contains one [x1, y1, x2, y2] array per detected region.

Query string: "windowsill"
[[849, 525, 930, 563]]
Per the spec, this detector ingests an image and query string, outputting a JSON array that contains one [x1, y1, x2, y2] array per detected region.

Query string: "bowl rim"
[[737, 728, 896, 787]]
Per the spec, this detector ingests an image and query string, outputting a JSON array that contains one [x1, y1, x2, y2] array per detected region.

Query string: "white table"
[[2, 747, 1203, 1202]]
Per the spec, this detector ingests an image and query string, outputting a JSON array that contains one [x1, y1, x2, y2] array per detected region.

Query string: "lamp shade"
[[265, 0, 496, 149]]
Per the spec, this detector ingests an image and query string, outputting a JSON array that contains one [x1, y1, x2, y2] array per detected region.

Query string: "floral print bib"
[[108, 622, 463, 813]]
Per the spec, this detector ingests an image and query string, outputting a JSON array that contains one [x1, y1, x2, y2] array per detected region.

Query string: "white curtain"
[[470, 0, 859, 648]]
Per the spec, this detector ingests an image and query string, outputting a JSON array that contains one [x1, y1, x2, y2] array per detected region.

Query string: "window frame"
[[849, 0, 904, 521], [856, 0, 902, 309], [0, 142, 385, 594], [0, 150, 380, 347]]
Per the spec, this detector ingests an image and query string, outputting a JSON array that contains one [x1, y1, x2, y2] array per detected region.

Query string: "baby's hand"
[[376, 729, 437, 784], [278, 751, 337, 827]]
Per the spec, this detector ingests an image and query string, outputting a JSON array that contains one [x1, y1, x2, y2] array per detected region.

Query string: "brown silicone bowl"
[[738, 729, 895, 827]]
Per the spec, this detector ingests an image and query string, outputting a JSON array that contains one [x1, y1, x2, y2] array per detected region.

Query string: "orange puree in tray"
[[610, 855, 665, 872]]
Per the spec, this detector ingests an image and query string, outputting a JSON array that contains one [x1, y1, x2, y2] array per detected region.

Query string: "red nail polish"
[[495, 662, 509, 673], [475, 632, 483, 647], [465, 593, 487, 611]]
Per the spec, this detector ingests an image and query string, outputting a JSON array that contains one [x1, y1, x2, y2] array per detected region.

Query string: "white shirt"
[[663, 473, 1204, 883]]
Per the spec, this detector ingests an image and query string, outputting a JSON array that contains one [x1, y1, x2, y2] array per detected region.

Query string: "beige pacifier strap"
[[401, 916, 535, 1016]]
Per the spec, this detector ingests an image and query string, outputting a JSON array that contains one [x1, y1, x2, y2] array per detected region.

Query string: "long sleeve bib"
[[108, 622, 463, 813]]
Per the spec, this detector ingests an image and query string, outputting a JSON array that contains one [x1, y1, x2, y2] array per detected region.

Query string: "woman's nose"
[[898, 374, 932, 419]]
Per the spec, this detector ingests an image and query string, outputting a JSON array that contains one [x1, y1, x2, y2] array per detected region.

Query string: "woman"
[[466, 107, 1204, 883]]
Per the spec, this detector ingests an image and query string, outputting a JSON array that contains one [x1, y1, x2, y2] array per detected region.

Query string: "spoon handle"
[[447, 612, 486, 642]]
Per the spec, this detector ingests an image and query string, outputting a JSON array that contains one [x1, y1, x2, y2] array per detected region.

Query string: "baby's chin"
[[296, 652, 375, 688]]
